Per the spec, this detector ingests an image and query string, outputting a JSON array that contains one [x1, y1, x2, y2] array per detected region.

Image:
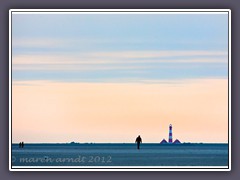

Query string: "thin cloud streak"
[[12, 50, 228, 71], [13, 55, 227, 65], [13, 38, 66, 49], [12, 37, 154, 48], [91, 50, 228, 59], [13, 64, 155, 71], [12, 78, 228, 86]]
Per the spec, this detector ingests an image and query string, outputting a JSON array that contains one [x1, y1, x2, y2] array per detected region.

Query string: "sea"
[[11, 143, 229, 167]]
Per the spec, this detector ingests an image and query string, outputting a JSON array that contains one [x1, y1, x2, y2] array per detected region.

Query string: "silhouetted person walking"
[[19, 142, 22, 148], [135, 135, 142, 149], [22, 142, 24, 148]]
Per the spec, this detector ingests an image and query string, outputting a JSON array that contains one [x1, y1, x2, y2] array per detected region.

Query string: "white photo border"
[[9, 9, 231, 171]]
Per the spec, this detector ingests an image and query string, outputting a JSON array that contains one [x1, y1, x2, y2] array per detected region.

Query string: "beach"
[[11, 143, 228, 167]]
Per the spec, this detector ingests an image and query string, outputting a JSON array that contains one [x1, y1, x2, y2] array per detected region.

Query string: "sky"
[[12, 12, 229, 143]]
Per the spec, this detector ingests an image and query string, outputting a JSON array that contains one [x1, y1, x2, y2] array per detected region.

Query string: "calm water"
[[11, 143, 228, 167]]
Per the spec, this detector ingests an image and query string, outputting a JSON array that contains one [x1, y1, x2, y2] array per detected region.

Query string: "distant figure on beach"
[[135, 135, 142, 149], [19, 142, 24, 148]]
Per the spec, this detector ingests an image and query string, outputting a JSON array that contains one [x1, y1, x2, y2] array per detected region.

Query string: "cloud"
[[12, 50, 228, 71], [13, 78, 228, 87], [12, 38, 67, 49], [90, 50, 228, 59], [12, 37, 159, 50], [13, 64, 153, 71]]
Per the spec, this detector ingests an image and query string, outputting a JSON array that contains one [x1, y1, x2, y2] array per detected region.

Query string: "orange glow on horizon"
[[12, 79, 228, 143]]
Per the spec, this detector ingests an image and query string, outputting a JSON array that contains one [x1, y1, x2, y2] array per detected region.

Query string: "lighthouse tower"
[[168, 124, 173, 143]]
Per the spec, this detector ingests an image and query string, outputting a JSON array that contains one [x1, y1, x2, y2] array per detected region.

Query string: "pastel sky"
[[12, 12, 229, 143]]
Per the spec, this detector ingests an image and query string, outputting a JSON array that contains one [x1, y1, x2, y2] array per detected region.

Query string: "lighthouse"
[[168, 124, 173, 143], [160, 124, 181, 144]]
